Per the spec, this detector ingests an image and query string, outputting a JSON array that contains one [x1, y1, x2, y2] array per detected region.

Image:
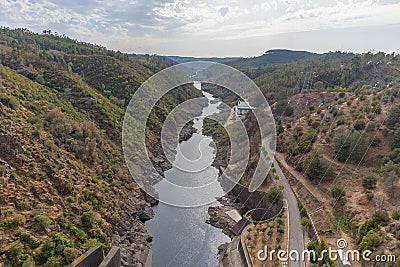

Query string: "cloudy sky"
[[1, 0, 399, 57]]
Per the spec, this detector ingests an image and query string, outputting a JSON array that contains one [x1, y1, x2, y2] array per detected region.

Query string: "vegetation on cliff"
[[0, 27, 201, 266]]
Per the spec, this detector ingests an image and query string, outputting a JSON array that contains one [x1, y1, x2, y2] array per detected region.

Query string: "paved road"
[[272, 157, 306, 267], [226, 108, 306, 267]]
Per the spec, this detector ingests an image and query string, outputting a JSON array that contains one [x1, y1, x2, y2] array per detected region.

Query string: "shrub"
[[44, 256, 64, 267], [370, 104, 381, 114], [293, 127, 304, 141], [81, 211, 95, 232], [301, 217, 311, 227], [311, 121, 320, 129], [359, 231, 382, 251], [370, 137, 381, 147], [366, 122, 377, 132], [6, 240, 24, 260], [111, 213, 120, 222], [56, 214, 71, 229], [20, 232, 41, 249], [362, 176, 377, 189], [392, 128, 400, 149], [372, 211, 390, 226], [365, 190, 374, 201], [392, 210, 400, 220], [31, 209, 41, 217], [21, 256, 35, 267], [336, 118, 346, 126], [331, 185, 346, 200], [70, 226, 87, 243], [359, 211, 390, 242], [0, 165, 7, 176], [13, 213, 27, 226], [298, 202, 308, 217], [20, 200, 31, 210], [37, 232, 73, 265], [63, 247, 80, 264], [88, 226, 106, 241], [266, 187, 283, 204], [36, 215, 52, 230], [0, 93, 20, 109], [396, 231, 400, 240], [65, 183, 73, 194], [298, 139, 312, 154]]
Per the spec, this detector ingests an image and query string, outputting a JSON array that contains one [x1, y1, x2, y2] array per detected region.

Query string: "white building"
[[236, 100, 256, 117]]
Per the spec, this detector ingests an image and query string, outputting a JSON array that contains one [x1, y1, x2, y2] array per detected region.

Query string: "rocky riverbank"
[[206, 193, 249, 267], [111, 190, 156, 266], [206, 195, 244, 238]]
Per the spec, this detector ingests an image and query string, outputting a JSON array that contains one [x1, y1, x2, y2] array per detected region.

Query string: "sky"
[[0, 0, 399, 57]]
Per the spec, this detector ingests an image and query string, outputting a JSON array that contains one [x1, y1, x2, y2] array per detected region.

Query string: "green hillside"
[[207, 50, 400, 261], [0, 27, 201, 266], [229, 49, 318, 69]]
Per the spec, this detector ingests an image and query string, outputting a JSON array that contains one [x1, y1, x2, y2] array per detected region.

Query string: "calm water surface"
[[145, 82, 230, 267]]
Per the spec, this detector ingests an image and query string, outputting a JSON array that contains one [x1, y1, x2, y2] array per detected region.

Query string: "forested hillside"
[[0, 27, 201, 266], [210, 50, 400, 264], [228, 49, 318, 69]]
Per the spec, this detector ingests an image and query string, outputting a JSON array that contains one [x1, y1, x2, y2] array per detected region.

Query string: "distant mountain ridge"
[[165, 49, 319, 68], [229, 49, 319, 69], [166, 56, 241, 64]]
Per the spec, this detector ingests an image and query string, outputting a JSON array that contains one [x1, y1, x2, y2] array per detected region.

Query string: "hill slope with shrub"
[[0, 27, 202, 266]]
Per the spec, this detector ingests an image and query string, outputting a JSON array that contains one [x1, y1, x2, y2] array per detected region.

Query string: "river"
[[145, 81, 230, 267]]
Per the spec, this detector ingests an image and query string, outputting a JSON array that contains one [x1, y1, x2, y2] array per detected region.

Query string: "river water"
[[145, 82, 230, 267]]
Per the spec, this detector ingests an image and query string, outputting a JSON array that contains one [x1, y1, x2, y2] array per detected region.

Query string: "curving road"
[[271, 157, 306, 267], [227, 106, 306, 267]]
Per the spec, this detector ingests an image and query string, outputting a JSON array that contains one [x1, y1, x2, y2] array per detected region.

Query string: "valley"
[[0, 27, 400, 267]]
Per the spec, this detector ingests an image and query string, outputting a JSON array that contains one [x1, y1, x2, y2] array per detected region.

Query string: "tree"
[[386, 103, 400, 129], [392, 127, 400, 149], [333, 130, 369, 162], [298, 139, 312, 154], [301, 217, 311, 227], [385, 170, 398, 196], [362, 176, 377, 189], [266, 187, 283, 204], [353, 119, 366, 130], [306, 154, 333, 181], [331, 185, 346, 200], [333, 131, 350, 162]]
